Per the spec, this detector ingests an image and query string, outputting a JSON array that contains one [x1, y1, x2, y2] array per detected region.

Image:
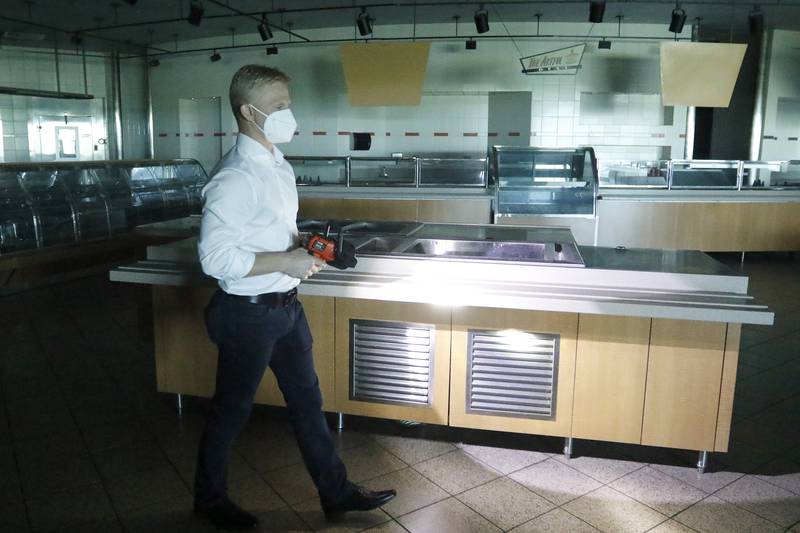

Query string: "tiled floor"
[[1, 252, 799, 532]]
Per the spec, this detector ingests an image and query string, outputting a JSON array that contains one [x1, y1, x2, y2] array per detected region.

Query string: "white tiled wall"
[[761, 30, 800, 160], [148, 21, 687, 169], [0, 46, 112, 163]]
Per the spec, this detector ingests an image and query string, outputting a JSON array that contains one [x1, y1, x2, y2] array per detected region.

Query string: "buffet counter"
[[111, 218, 772, 472]]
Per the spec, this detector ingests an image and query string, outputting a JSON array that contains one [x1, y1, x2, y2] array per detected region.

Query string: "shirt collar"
[[236, 132, 285, 166]]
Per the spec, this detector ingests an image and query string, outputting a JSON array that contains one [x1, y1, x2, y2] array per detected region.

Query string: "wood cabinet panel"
[[334, 298, 452, 424], [714, 324, 741, 452], [449, 307, 579, 437], [572, 315, 651, 444], [641, 319, 727, 451], [152, 286, 336, 409], [299, 198, 418, 221], [417, 199, 492, 224]]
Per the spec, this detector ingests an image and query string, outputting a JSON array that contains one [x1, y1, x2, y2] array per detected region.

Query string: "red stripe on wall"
[[433, 132, 448, 137], [158, 133, 167, 138], [487, 132, 498, 137], [194, 133, 204, 137], [508, 132, 521, 137], [679, 134, 687, 138], [313, 131, 327, 136], [405, 132, 420, 136], [338, 131, 350, 136], [463, 132, 479, 137], [213, 132, 226, 137]]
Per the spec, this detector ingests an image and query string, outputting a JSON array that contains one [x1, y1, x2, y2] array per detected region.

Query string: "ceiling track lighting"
[[148, 58, 160, 67], [258, 14, 273, 41], [465, 38, 477, 50], [266, 45, 279, 55], [474, 5, 489, 34], [749, 6, 764, 36], [589, 1, 605, 23], [123, 0, 137, 5], [598, 38, 611, 49], [669, 5, 687, 33], [209, 50, 221, 62], [187, 0, 204, 27], [357, 7, 373, 37]]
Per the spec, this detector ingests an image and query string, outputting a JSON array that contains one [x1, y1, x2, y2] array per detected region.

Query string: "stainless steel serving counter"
[[111, 218, 773, 326]]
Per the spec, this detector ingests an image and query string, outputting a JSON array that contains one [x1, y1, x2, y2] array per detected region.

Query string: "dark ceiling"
[[1, 0, 799, 55]]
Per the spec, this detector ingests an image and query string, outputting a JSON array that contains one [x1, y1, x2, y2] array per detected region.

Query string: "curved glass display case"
[[493, 146, 599, 217], [0, 159, 207, 256]]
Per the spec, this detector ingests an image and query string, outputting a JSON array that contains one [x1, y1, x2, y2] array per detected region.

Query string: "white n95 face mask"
[[249, 105, 297, 144]]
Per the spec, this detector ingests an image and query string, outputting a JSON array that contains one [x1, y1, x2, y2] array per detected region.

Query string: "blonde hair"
[[229, 65, 290, 120]]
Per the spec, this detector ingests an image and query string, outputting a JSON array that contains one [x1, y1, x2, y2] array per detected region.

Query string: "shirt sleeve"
[[197, 169, 257, 284]]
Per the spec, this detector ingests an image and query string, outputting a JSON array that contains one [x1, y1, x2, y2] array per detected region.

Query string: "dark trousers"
[[194, 290, 348, 507]]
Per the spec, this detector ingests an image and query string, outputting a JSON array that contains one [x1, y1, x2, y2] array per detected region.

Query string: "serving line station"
[[111, 217, 773, 474]]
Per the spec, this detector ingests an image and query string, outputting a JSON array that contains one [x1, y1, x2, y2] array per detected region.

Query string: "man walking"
[[194, 64, 395, 531]]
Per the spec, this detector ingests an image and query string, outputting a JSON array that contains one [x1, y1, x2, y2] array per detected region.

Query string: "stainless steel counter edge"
[[109, 260, 774, 326]]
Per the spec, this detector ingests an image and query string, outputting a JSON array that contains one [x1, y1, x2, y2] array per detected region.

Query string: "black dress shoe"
[[322, 485, 397, 519], [194, 498, 259, 531]]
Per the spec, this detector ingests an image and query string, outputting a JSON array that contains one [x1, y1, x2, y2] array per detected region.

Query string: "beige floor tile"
[[459, 443, 549, 474], [362, 467, 448, 517], [650, 463, 744, 494], [228, 473, 286, 515], [292, 496, 391, 532], [610, 466, 707, 516], [554, 453, 644, 483], [235, 431, 305, 473], [509, 458, 602, 506], [674, 495, 784, 533], [92, 440, 171, 481], [332, 429, 376, 452], [715, 475, 800, 527], [254, 506, 312, 532], [339, 442, 408, 483], [105, 465, 190, 513], [26, 483, 116, 532], [457, 476, 554, 531], [19, 454, 102, 499], [398, 497, 501, 533], [509, 508, 599, 533], [374, 434, 456, 465], [648, 519, 698, 533], [563, 486, 667, 533], [362, 520, 408, 532], [754, 458, 800, 496], [119, 494, 216, 533], [414, 450, 500, 495], [263, 462, 318, 505]]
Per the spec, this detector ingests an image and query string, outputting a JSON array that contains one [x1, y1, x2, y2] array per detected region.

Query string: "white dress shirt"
[[198, 133, 300, 296]]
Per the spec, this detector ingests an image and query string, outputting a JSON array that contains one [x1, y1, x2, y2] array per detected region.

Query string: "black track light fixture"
[[123, 0, 137, 5], [466, 38, 477, 50], [357, 7, 373, 36], [749, 5, 764, 36], [148, 58, 160, 67], [589, 1, 605, 23], [598, 38, 611, 49], [258, 14, 273, 41], [474, 5, 489, 34], [266, 45, 279, 55], [210, 50, 221, 62], [669, 5, 687, 33], [187, 0, 204, 26]]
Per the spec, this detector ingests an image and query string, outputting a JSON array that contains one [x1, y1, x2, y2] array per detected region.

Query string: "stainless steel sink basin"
[[356, 236, 584, 266], [297, 219, 420, 235]]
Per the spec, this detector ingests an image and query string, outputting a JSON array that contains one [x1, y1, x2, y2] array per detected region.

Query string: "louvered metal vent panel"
[[467, 329, 559, 419], [350, 319, 435, 406]]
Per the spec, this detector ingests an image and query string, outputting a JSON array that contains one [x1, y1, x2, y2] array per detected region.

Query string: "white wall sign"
[[520, 44, 586, 75]]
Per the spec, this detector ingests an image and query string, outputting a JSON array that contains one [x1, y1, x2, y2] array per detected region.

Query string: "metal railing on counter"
[[0, 159, 208, 256], [599, 159, 800, 190], [286, 155, 489, 188]]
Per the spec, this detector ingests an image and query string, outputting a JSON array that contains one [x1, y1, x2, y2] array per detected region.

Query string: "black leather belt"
[[227, 288, 298, 307]]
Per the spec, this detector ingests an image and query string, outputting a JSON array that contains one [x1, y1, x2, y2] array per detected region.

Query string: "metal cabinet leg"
[[176, 393, 183, 414], [337, 412, 344, 432], [697, 451, 709, 474], [563, 437, 574, 459]]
